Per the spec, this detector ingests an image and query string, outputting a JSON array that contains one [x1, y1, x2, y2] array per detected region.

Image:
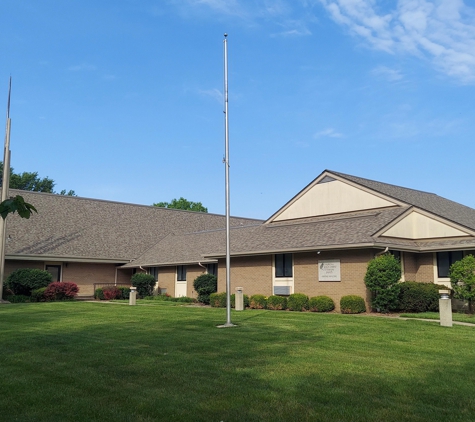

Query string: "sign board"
[[318, 259, 341, 281]]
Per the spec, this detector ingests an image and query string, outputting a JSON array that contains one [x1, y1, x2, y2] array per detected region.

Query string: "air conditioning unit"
[[273, 286, 291, 295]]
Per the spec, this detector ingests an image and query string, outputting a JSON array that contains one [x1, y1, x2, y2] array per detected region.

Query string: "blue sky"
[[2, 0, 475, 219]]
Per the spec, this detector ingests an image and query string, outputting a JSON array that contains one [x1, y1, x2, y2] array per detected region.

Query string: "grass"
[[0, 301, 474, 422], [401, 311, 475, 324]]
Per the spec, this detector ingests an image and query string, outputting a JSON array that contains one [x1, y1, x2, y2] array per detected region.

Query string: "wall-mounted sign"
[[318, 259, 341, 281]]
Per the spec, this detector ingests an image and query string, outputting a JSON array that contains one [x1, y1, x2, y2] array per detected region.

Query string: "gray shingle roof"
[[4, 190, 262, 262]]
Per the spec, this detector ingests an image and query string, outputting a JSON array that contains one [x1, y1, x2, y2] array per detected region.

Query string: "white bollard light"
[[129, 286, 137, 306], [439, 289, 452, 327], [235, 287, 244, 311]]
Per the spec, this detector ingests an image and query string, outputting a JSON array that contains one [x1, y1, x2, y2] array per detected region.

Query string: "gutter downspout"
[[198, 262, 207, 273], [375, 247, 389, 257]]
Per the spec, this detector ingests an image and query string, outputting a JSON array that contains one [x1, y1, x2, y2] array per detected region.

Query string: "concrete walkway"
[[398, 317, 475, 327]]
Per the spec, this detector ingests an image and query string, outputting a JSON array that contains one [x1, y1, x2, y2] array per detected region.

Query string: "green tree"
[[449, 254, 475, 314], [193, 274, 217, 304], [0, 195, 37, 220], [364, 253, 401, 313], [0, 162, 76, 195], [153, 197, 208, 212]]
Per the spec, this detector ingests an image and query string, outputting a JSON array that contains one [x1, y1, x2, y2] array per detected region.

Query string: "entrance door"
[[46, 265, 61, 282], [175, 265, 187, 297]]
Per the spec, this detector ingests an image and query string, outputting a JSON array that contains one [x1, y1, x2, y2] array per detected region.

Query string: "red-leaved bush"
[[102, 286, 120, 300], [44, 282, 79, 301]]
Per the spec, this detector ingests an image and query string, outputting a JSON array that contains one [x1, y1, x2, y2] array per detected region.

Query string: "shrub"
[[398, 281, 440, 313], [117, 286, 130, 300], [102, 286, 120, 300], [94, 288, 104, 300], [287, 293, 309, 311], [340, 295, 366, 314], [5, 294, 30, 303], [44, 282, 79, 301], [364, 254, 401, 313], [266, 295, 287, 310], [309, 296, 335, 312], [231, 293, 250, 309], [193, 274, 217, 305], [6, 268, 52, 296], [31, 287, 47, 302], [449, 254, 475, 314], [249, 294, 267, 309], [131, 273, 156, 298], [210, 292, 226, 308]]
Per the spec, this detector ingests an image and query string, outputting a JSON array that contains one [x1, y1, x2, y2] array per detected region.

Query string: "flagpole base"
[[217, 323, 237, 328]]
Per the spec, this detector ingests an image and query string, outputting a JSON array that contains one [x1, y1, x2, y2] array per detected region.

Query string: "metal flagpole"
[[0, 78, 12, 303], [218, 33, 235, 328]]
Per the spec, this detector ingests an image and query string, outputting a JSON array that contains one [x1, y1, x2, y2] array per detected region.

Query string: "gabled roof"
[[4, 190, 262, 262], [331, 171, 475, 231], [125, 170, 475, 267]]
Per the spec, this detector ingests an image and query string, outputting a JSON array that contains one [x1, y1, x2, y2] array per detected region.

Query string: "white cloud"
[[371, 65, 403, 81], [68, 63, 97, 72], [314, 128, 343, 138], [318, 0, 475, 83], [197, 88, 223, 103]]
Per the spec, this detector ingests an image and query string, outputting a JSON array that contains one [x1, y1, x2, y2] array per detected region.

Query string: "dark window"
[[275, 253, 293, 278], [437, 251, 463, 278], [206, 263, 217, 276], [177, 265, 187, 281], [46, 265, 61, 282], [149, 267, 159, 281]]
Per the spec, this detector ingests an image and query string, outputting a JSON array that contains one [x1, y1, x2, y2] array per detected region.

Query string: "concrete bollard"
[[439, 289, 452, 327], [129, 286, 137, 306], [235, 287, 244, 311]]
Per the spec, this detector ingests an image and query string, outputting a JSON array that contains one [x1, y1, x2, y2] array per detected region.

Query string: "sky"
[[2, 0, 475, 220]]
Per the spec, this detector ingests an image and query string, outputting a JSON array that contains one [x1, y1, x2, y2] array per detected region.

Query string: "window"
[[275, 253, 293, 278], [206, 263, 217, 276], [149, 267, 159, 281], [46, 265, 61, 282], [389, 250, 401, 261], [437, 251, 463, 278], [177, 265, 187, 281]]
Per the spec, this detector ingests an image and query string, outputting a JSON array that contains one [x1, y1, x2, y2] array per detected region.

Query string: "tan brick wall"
[[217, 255, 273, 296], [5, 260, 44, 276], [157, 266, 176, 296], [63, 263, 122, 296], [415, 253, 435, 282], [295, 250, 372, 311], [216, 251, 373, 311], [186, 265, 207, 299], [402, 252, 417, 281]]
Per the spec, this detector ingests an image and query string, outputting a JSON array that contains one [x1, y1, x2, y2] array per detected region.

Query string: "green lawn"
[[401, 311, 475, 324], [0, 302, 474, 422]]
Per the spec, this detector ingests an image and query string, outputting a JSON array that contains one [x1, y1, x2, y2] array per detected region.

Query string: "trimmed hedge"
[[287, 293, 309, 311], [95, 288, 105, 300], [340, 295, 366, 314], [266, 295, 287, 310], [398, 281, 440, 313], [6, 268, 52, 296], [102, 286, 120, 300], [209, 292, 250, 308], [249, 294, 267, 309], [309, 295, 335, 312]]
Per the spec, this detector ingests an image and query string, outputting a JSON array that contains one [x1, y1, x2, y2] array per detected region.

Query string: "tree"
[[364, 253, 401, 313], [0, 162, 76, 195], [153, 197, 208, 213], [449, 254, 475, 314]]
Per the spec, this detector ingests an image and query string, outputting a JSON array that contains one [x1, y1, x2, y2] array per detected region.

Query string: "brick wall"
[[415, 253, 434, 282], [217, 255, 273, 296], [216, 250, 373, 311]]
